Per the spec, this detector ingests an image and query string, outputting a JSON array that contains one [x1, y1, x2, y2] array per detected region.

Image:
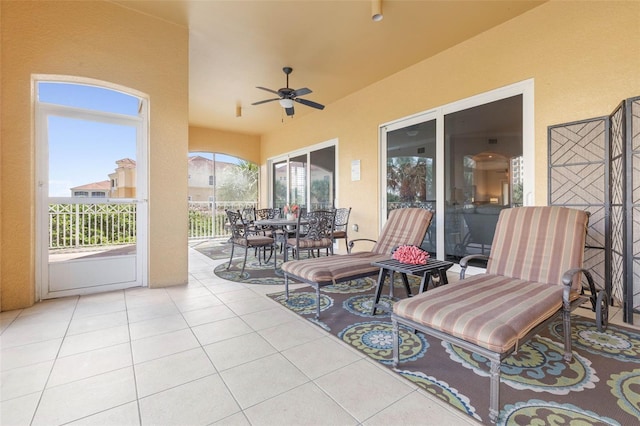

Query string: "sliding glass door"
[[269, 141, 337, 212], [381, 80, 534, 264]]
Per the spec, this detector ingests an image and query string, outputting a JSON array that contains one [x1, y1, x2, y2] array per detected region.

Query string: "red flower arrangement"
[[393, 245, 430, 265]]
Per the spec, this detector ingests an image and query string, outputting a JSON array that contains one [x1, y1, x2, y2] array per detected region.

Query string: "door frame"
[[34, 75, 149, 300]]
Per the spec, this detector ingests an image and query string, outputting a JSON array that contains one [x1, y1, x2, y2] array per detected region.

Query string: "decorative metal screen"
[[610, 103, 626, 311], [627, 97, 640, 322], [549, 96, 640, 325], [548, 118, 609, 298]]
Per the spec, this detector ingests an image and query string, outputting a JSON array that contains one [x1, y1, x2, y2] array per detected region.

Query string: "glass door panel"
[[444, 95, 523, 263], [386, 119, 436, 254], [310, 146, 335, 210], [289, 154, 307, 211]]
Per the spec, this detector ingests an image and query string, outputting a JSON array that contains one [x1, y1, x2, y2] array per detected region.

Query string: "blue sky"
[[41, 82, 241, 197]]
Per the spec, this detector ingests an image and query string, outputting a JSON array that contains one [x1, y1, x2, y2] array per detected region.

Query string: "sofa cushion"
[[393, 273, 575, 353]]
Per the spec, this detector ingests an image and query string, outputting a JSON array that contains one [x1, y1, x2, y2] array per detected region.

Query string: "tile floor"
[[1, 248, 480, 425]]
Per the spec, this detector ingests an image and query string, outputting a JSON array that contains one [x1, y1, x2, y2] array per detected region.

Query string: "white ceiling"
[[115, 0, 545, 136]]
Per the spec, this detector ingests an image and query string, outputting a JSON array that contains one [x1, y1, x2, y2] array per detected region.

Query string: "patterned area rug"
[[268, 280, 640, 425]]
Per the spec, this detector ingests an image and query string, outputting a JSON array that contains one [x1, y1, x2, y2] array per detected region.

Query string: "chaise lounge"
[[282, 207, 433, 318], [391, 206, 602, 423]]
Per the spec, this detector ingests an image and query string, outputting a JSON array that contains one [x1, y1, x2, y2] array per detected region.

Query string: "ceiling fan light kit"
[[372, 0, 383, 22], [252, 66, 325, 117]]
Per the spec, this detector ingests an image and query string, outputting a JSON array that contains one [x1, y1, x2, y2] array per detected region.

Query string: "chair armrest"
[[459, 254, 489, 279], [561, 267, 594, 308], [348, 238, 377, 251]]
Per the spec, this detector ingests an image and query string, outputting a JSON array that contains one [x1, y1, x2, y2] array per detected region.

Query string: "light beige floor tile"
[[19, 297, 77, 316], [1, 338, 62, 371], [191, 317, 253, 346], [203, 281, 249, 294], [135, 348, 216, 397], [244, 382, 358, 426], [67, 310, 129, 336], [181, 304, 238, 327], [0, 391, 41, 426], [48, 343, 132, 387], [363, 389, 481, 425], [72, 300, 127, 319], [215, 288, 262, 304], [212, 411, 251, 426], [173, 294, 224, 313], [131, 328, 200, 364], [165, 284, 212, 300], [0, 320, 69, 348], [126, 302, 180, 323], [220, 353, 309, 409], [240, 306, 299, 331], [9, 309, 74, 326], [203, 332, 277, 371], [225, 296, 280, 316], [59, 325, 130, 357], [128, 313, 188, 341], [139, 374, 240, 425], [1, 360, 53, 401], [257, 318, 325, 351], [67, 401, 140, 425], [314, 359, 414, 422], [32, 367, 137, 426], [282, 336, 362, 379]]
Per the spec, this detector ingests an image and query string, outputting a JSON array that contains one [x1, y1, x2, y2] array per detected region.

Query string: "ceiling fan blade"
[[295, 98, 325, 110], [256, 86, 280, 95], [293, 87, 312, 97], [252, 98, 280, 106], [285, 106, 295, 116]]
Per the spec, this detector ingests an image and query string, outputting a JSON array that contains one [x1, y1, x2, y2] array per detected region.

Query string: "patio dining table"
[[254, 217, 307, 271]]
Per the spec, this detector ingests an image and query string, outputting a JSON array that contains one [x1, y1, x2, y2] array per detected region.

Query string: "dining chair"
[[225, 210, 274, 276], [283, 209, 335, 261], [333, 207, 351, 253]]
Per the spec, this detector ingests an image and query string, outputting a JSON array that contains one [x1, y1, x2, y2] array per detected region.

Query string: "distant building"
[[71, 158, 136, 198], [70, 180, 110, 197], [187, 155, 235, 202]]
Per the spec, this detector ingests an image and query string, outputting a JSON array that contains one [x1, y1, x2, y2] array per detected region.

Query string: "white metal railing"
[[48, 201, 257, 249], [188, 201, 258, 239], [49, 203, 137, 249]]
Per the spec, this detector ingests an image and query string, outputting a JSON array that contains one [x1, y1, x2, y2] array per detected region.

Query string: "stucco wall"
[[189, 126, 260, 165], [259, 0, 640, 243], [1, 1, 189, 310]]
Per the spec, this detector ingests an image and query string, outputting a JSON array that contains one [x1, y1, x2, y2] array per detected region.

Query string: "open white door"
[[36, 80, 148, 299]]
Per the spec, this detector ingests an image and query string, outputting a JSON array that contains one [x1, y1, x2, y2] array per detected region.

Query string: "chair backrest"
[[298, 209, 335, 241], [226, 210, 247, 239], [372, 208, 433, 255], [334, 207, 351, 230], [256, 208, 279, 220], [241, 207, 255, 223], [486, 206, 589, 289]]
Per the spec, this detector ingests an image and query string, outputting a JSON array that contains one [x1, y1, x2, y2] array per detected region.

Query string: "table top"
[[254, 218, 306, 226], [371, 258, 454, 275]]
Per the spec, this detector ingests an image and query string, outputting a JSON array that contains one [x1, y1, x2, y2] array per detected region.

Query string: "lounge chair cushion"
[[487, 206, 588, 290], [282, 252, 390, 285], [282, 208, 433, 286], [393, 273, 579, 353]]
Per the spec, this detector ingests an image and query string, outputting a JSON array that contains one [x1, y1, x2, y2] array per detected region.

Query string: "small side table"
[[370, 258, 454, 315]]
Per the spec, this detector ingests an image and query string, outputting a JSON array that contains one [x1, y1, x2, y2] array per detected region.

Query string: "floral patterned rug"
[[268, 279, 640, 425]]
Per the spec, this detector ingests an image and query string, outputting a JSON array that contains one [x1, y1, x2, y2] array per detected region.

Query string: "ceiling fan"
[[252, 67, 325, 116]]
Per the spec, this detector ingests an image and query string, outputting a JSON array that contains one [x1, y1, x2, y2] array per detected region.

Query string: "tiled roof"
[[71, 180, 111, 191]]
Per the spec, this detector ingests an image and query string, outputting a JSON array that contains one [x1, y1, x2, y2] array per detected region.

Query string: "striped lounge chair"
[[392, 206, 600, 424], [282, 208, 433, 319]]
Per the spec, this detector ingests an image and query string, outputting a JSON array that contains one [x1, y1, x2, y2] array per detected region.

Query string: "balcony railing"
[[49, 203, 137, 249], [48, 201, 257, 250], [188, 201, 257, 239]]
